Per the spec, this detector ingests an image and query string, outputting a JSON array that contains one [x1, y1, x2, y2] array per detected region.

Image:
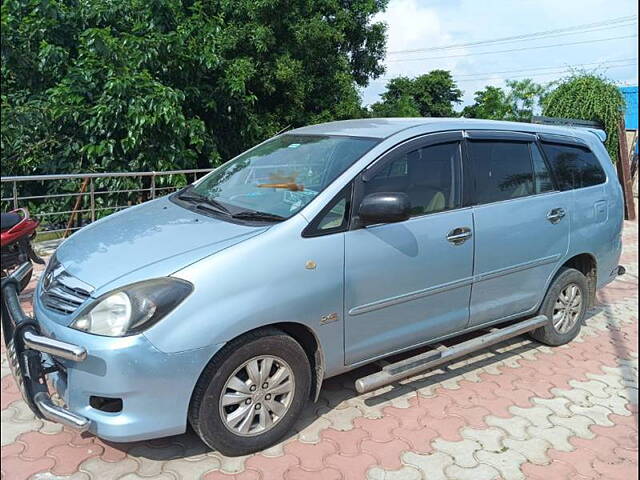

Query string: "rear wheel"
[[189, 328, 310, 456], [529, 267, 588, 346]]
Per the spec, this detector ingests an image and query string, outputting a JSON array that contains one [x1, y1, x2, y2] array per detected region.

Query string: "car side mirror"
[[358, 192, 411, 227]]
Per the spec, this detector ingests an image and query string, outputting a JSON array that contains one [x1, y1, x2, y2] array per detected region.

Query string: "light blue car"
[[1, 118, 625, 456]]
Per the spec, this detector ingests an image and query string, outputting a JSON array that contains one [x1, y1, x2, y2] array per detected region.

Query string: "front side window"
[[468, 141, 534, 204], [540, 143, 606, 191], [363, 141, 460, 217], [189, 135, 378, 219]]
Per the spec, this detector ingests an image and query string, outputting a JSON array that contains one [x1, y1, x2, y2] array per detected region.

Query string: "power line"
[[386, 34, 638, 62], [387, 15, 637, 55], [391, 22, 636, 54], [453, 62, 636, 83], [375, 58, 637, 82]]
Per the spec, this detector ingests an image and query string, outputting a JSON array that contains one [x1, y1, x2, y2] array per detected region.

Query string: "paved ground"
[[1, 221, 637, 480]]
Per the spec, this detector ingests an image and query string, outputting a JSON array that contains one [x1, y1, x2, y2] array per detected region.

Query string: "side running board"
[[355, 315, 548, 394]]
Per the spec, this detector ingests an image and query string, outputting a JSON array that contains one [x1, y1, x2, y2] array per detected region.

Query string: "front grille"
[[40, 258, 94, 315]]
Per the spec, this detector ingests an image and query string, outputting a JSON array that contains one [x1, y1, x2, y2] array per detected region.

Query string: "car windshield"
[[188, 134, 378, 219]]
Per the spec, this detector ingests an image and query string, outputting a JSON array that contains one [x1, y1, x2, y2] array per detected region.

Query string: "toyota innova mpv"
[[1, 118, 625, 455]]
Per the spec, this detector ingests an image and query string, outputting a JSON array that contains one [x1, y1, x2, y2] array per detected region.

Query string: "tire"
[[529, 267, 588, 346], [188, 328, 311, 456]]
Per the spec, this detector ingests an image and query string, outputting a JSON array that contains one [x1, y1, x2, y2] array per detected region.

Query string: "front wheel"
[[189, 328, 310, 456], [529, 267, 588, 346]]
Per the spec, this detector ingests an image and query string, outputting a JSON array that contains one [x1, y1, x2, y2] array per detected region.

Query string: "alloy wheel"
[[219, 355, 295, 436], [552, 283, 583, 334]]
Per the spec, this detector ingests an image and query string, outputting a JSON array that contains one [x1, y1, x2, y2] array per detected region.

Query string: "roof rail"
[[531, 115, 602, 128], [531, 116, 606, 142]]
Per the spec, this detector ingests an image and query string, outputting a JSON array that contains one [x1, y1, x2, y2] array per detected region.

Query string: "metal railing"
[[1, 169, 214, 238]]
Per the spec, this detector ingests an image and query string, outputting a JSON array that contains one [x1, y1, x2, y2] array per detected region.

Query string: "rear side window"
[[540, 143, 606, 190], [467, 141, 534, 204]]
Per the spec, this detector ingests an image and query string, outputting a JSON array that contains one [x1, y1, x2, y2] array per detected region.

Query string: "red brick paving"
[[1, 221, 637, 479]]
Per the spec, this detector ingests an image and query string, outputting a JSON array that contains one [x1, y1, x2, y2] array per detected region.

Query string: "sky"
[[361, 0, 639, 109]]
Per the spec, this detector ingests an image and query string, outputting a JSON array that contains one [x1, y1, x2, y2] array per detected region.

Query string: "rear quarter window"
[[540, 143, 606, 191]]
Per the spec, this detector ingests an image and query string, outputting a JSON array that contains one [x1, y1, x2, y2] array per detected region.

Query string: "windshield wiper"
[[231, 211, 286, 222], [176, 190, 231, 215]]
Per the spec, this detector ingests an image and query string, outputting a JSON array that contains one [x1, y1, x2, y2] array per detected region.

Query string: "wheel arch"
[[190, 322, 325, 407], [557, 252, 598, 307]]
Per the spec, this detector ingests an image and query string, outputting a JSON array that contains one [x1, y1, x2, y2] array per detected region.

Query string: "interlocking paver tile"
[[361, 438, 410, 470], [321, 427, 369, 455], [474, 448, 527, 480], [353, 415, 399, 443], [403, 451, 454, 480], [484, 415, 531, 440], [283, 439, 336, 471], [431, 438, 480, 468], [325, 452, 377, 480], [1, 455, 55, 480], [508, 405, 554, 428], [445, 462, 500, 480], [367, 465, 422, 480], [1, 221, 637, 479], [460, 427, 505, 453], [502, 437, 551, 465], [527, 425, 575, 452], [549, 413, 596, 439], [78, 457, 138, 480]]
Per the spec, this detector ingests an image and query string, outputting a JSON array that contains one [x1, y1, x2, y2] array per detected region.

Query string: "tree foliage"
[[370, 70, 462, 117], [1, 0, 388, 177], [542, 73, 625, 162], [462, 79, 548, 122]]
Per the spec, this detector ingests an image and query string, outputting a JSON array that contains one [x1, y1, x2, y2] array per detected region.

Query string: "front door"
[[344, 133, 474, 365], [464, 132, 571, 326]]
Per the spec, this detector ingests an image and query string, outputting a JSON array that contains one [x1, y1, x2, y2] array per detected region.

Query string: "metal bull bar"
[[1, 263, 90, 430]]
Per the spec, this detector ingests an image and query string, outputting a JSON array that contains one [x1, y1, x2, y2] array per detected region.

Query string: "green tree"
[[370, 70, 462, 117], [543, 73, 625, 161], [461, 86, 510, 120], [1, 0, 389, 178], [462, 79, 547, 122], [505, 79, 547, 122]]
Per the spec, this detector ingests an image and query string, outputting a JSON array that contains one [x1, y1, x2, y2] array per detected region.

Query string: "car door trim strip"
[[474, 254, 561, 283], [349, 254, 561, 316], [349, 276, 474, 316]]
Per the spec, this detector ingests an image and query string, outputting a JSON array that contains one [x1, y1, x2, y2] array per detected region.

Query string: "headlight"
[[70, 278, 193, 337]]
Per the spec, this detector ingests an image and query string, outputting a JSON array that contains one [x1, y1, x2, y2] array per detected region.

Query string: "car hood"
[[55, 196, 268, 292]]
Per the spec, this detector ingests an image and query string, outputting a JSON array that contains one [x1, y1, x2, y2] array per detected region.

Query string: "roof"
[[288, 118, 440, 138], [288, 117, 605, 142], [620, 86, 638, 130]]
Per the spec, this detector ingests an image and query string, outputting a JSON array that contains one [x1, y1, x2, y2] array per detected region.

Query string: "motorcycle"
[[1, 208, 45, 291]]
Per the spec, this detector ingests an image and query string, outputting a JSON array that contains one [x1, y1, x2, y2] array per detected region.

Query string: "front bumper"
[[1, 263, 90, 431], [2, 262, 223, 442]]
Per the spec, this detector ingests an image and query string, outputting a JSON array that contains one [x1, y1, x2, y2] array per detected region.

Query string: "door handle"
[[547, 208, 566, 224], [447, 227, 473, 245]]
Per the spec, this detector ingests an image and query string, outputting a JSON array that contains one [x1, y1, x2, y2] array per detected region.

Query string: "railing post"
[[151, 172, 156, 199], [89, 178, 96, 223], [13, 181, 18, 209]]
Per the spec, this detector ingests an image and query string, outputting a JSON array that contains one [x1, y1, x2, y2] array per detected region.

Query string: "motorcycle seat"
[[1, 212, 22, 231]]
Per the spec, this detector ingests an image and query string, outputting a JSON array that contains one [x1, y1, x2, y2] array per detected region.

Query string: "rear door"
[[464, 131, 571, 327]]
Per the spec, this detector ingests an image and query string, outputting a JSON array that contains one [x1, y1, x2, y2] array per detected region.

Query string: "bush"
[[543, 73, 625, 162]]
